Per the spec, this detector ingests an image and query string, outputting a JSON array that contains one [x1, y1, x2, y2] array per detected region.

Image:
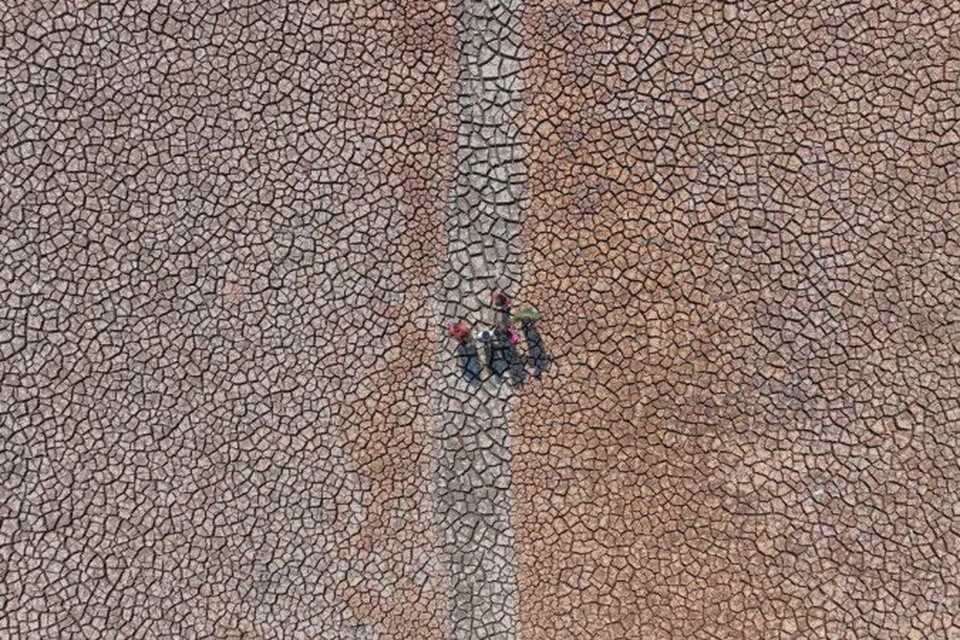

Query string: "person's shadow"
[[456, 342, 483, 387], [520, 320, 552, 378]]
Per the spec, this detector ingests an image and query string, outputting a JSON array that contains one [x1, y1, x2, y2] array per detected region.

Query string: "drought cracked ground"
[[2, 1, 959, 638]]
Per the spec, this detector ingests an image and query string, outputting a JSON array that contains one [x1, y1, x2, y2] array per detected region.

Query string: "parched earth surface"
[[2, 1, 958, 639]]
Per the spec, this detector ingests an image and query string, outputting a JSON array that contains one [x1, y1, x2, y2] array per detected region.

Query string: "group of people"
[[447, 292, 551, 387]]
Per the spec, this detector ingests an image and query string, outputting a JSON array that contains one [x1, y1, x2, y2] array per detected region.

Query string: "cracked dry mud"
[[2, 1, 958, 639]]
